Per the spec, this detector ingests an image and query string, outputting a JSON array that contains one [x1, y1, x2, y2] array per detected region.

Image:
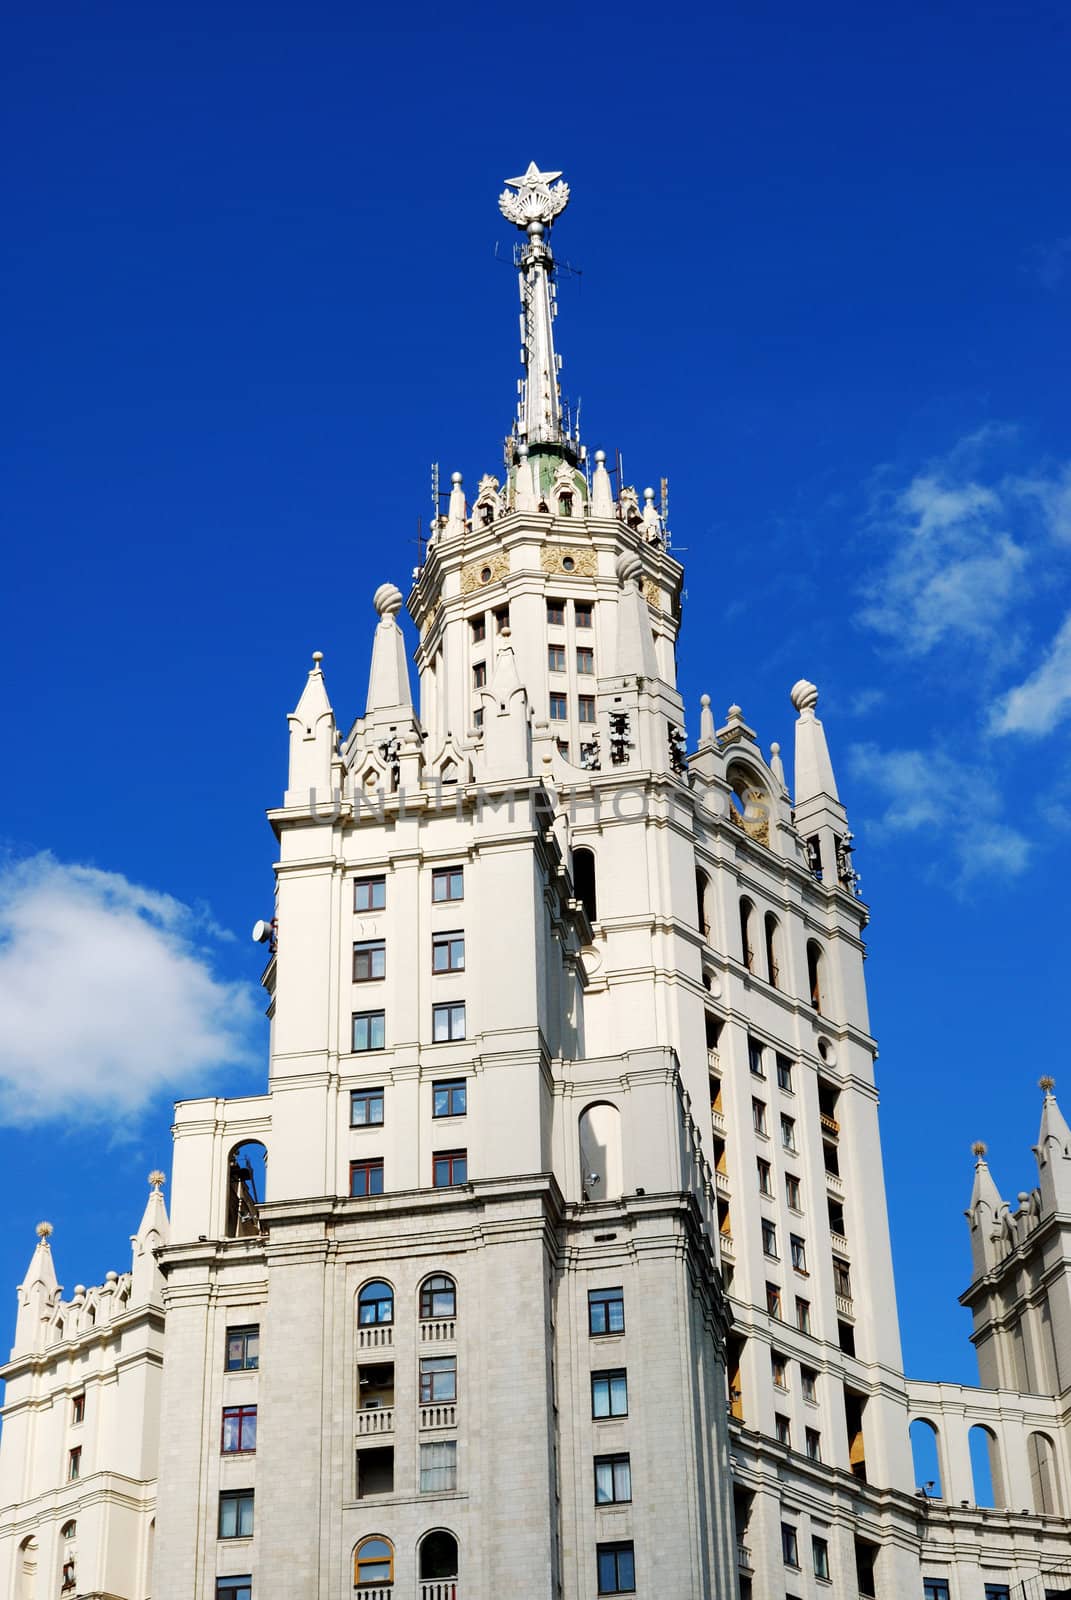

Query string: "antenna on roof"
[[430, 462, 440, 514]]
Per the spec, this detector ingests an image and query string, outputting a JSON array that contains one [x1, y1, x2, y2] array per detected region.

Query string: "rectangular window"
[[350, 1088, 384, 1128], [432, 866, 464, 902], [557, 739, 571, 760], [757, 1158, 772, 1195], [771, 1351, 788, 1389], [748, 1037, 765, 1076], [752, 1098, 767, 1135], [785, 1173, 802, 1210], [923, 1584, 951, 1600], [589, 1287, 625, 1336], [350, 1159, 385, 1198], [801, 1365, 817, 1402], [796, 1299, 812, 1335], [432, 1149, 467, 1187], [216, 1580, 251, 1600], [355, 1444, 394, 1497], [575, 602, 593, 628], [984, 1588, 1010, 1600], [550, 692, 568, 720], [218, 1489, 254, 1539], [352, 939, 385, 982], [547, 599, 566, 626], [473, 706, 484, 729], [766, 1281, 782, 1317], [594, 1453, 632, 1504], [833, 1257, 852, 1298], [578, 695, 596, 724], [806, 1427, 822, 1461], [419, 1439, 458, 1493], [67, 1446, 81, 1481], [790, 1234, 808, 1273], [470, 615, 486, 643], [576, 646, 595, 674], [433, 1078, 467, 1118], [352, 1010, 385, 1052], [591, 1369, 628, 1418], [494, 605, 510, 633], [762, 1219, 778, 1257], [775, 1412, 791, 1446], [71, 1393, 85, 1425], [221, 1406, 257, 1454], [781, 1114, 797, 1151], [548, 643, 567, 672], [781, 1521, 798, 1566], [597, 1542, 635, 1595], [225, 1325, 260, 1372], [776, 1054, 794, 1091], [472, 660, 487, 689], [354, 875, 386, 912], [432, 1002, 466, 1042], [432, 931, 466, 973], [419, 1355, 457, 1403], [813, 1536, 830, 1579]]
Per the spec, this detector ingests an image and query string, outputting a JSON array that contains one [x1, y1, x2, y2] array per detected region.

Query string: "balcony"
[[830, 1232, 849, 1255], [356, 1406, 394, 1436], [820, 1113, 840, 1139], [357, 1324, 393, 1350], [825, 1171, 844, 1198], [708, 1048, 720, 1072], [719, 1232, 735, 1261], [737, 1544, 753, 1574], [419, 1403, 457, 1429], [420, 1584, 457, 1600], [356, 1589, 392, 1600], [710, 1106, 727, 1136], [420, 1318, 456, 1343], [835, 1292, 854, 1318], [715, 1170, 731, 1196]]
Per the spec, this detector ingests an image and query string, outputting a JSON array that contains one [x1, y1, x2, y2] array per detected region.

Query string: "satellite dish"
[[252, 920, 272, 945]]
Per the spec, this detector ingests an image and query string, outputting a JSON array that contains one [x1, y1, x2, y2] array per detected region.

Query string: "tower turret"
[[13, 1221, 59, 1355], [790, 678, 859, 892], [965, 1140, 1010, 1276], [285, 650, 336, 805], [1034, 1075, 1071, 1213], [499, 162, 576, 458]]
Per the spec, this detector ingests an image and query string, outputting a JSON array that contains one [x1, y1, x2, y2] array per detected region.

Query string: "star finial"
[[499, 162, 570, 231]]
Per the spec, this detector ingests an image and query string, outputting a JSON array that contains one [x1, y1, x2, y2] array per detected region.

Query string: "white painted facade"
[[4, 163, 1071, 1600]]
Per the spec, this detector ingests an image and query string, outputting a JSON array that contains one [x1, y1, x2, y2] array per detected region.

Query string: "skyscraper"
[[3, 163, 1071, 1600]]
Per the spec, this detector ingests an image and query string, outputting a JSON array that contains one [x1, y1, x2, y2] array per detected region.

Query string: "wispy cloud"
[[0, 854, 259, 1128], [846, 743, 1031, 886], [991, 610, 1071, 737]]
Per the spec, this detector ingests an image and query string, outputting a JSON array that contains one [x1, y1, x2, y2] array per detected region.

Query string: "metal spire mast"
[[499, 162, 573, 455]]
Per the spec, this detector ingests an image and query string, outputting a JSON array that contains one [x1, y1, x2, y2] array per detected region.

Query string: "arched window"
[[61, 1521, 76, 1540], [969, 1424, 1004, 1507], [574, 847, 597, 924], [909, 1417, 943, 1499], [420, 1275, 457, 1320], [806, 940, 824, 1013], [696, 869, 712, 941], [358, 1281, 394, 1326], [419, 1529, 459, 1582], [226, 1141, 267, 1238], [764, 912, 781, 988], [579, 1102, 623, 1202], [18, 1535, 39, 1600], [355, 1535, 394, 1587], [1029, 1431, 1062, 1515], [739, 898, 755, 972]]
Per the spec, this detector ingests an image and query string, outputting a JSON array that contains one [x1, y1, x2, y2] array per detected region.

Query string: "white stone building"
[[3, 162, 1071, 1600]]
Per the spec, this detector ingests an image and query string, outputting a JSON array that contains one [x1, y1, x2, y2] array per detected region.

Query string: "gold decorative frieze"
[[642, 577, 661, 610], [541, 545, 597, 579], [460, 553, 510, 594], [420, 594, 442, 640]]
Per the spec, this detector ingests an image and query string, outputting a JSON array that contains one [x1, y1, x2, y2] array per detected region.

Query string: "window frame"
[[215, 1580, 252, 1600], [752, 1098, 767, 1135], [806, 1426, 822, 1461], [588, 1287, 625, 1337], [431, 865, 464, 903], [776, 1053, 794, 1091], [354, 875, 386, 912], [355, 1536, 394, 1587], [432, 931, 465, 973], [419, 1354, 457, 1404], [352, 939, 386, 983], [350, 1158, 385, 1199], [433, 1078, 467, 1118], [432, 1001, 466, 1043], [419, 1275, 457, 1320], [781, 1113, 797, 1151], [218, 1488, 255, 1540], [547, 599, 566, 627], [225, 1324, 260, 1372], [785, 1172, 802, 1210], [801, 1364, 818, 1401], [470, 615, 486, 644], [350, 1087, 385, 1128], [812, 1536, 830, 1580], [549, 691, 568, 720], [775, 1412, 792, 1447], [548, 643, 567, 673], [432, 1149, 468, 1187], [221, 1405, 257, 1455], [790, 1234, 808, 1273], [596, 1541, 636, 1595], [748, 1037, 766, 1077], [594, 1452, 632, 1505], [578, 694, 596, 724], [761, 1218, 779, 1259], [71, 1393, 85, 1425], [418, 1438, 458, 1493], [357, 1280, 394, 1325], [796, 1299, 812, 1336], [591, 1369, 628, 1419], [781, 1521, 799, 1567], [575, 601, 593, 628], [757, 1157, 772, 1195], [472, 660, 487, 689], [352, 1010, 386, 1053], [766, 1281, 782, 1317], [576, 645, 595, 674], [67, 1446, 81, 1481]]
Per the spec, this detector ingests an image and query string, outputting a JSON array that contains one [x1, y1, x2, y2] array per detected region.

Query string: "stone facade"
[[3, 163, 1071, 1600]]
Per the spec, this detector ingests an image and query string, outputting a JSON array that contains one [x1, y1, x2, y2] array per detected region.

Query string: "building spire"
[[499, 162, 576, 458]]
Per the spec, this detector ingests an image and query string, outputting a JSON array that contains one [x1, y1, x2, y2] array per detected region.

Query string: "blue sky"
[[2, 0, 1069, 1390]]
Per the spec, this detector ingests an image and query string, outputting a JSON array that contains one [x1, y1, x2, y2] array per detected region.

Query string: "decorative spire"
[[591, 449, 615, 516], [769, 741, 787, 792], [286, 649, 336, 801], [614, 552, 658, 679], [790, 678, 841, 804], [130, 1169, 170, 1305], [14, 1220, 60, 1353], [365, 583, 414, 724], [699, 694, 716, 746], [500, 162, 575, 456], [443, 471, 466, 540]]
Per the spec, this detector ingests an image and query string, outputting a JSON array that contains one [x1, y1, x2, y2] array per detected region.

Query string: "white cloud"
[[991, 611, 1071, 737], [0, 854, 259, 1127], [846, 743, 1031, 886]]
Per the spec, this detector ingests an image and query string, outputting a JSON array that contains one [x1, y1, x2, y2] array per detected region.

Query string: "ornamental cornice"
[[460, 551, 510, 594], [540, 544, 598, 578]]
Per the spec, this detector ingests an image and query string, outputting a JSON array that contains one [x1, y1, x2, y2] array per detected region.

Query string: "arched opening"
[[358, 1280, 394, 1326], [909, 1417, 943, 1499], [739, 897, 755, 971], [354, 1535, 394, 1587], [1029, 1431, 1062, 1515], [579, 1101, 623, 1202], [226, 1141, 266, 1238], [764, 912, 781, 988], [419, 1529, 459, 1582], [727, 762, 772, 845], [806, 940, 824, 1013], [969, 1424, 1004, 1507], [573, 847, 597, 925], [696, 868, 712, 941], [18, 1535, 39, 1600], [419, 1275, 457, 1320]]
